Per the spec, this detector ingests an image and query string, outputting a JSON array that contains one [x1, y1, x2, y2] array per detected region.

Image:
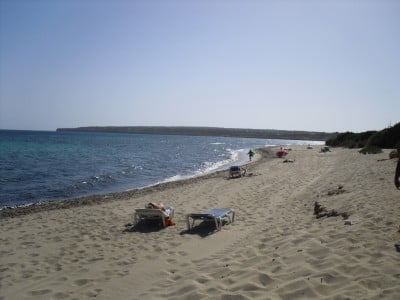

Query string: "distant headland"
[[56, 126, 333, 141]]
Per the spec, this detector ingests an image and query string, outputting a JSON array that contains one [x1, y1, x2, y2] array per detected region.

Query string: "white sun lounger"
[[134, 206, 174, 228], [186, 208, 235, 231]]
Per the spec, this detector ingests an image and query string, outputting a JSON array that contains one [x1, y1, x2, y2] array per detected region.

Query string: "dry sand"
[[1, 147, 399, 300]]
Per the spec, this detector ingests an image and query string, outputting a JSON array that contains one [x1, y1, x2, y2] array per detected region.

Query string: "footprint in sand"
[[195, 276, 212, 284], [73, 278, 92, 287], [257, 272, 274, 286], [166, 258, 177, 264], [116, 270, 129, 277], [29, 289, 52, 296], [52, 292, 70, 299], [86, 290, 101, 297]]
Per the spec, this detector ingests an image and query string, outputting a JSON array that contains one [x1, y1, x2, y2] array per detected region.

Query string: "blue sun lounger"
[[186, 208, 235, 231]]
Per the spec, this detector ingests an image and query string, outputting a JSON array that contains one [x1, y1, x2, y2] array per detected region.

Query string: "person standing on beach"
[[395, 149, 400, 189], [248, 149, 255, 161]]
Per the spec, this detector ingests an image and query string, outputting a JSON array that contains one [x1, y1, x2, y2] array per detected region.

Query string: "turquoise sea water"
[[0, 130, 323, 208]]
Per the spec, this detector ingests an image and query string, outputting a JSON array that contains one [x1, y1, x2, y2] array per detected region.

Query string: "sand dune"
[[1, 147, 399, 299]]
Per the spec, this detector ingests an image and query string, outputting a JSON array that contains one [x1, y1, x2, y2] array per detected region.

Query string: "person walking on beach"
[[248, 149, 255, 161]]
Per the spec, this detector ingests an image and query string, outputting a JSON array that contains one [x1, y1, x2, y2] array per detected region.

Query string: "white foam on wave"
[[196, 148, 243, 175], [0, 199, 51, 210], [263, 139, 325, 148], [130, 141, 324, 191], [155, 148, 247, 186], [162, 174, 186, 183], [266, 139, 325, 147]]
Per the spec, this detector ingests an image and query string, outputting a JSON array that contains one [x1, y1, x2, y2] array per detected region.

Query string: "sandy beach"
[[1, 146, 399, 300]]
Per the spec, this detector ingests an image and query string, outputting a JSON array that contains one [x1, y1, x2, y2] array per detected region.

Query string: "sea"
[[0, 130, 323, 209]]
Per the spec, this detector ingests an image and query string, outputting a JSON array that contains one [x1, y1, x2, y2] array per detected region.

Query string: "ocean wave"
[[1, 130, 325, 208], [158, 148, 246, 185]]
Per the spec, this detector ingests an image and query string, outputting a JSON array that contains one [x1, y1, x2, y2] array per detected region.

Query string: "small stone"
[[344, 220, 352, 225]]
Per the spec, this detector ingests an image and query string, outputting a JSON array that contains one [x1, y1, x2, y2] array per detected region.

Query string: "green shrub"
[[365, 122, 400, 149], [326, 131, 376, 148], [326, 122, 400, 151], [359, 145, 383, 154]]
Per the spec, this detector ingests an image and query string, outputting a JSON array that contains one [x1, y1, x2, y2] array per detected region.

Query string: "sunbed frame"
[[186, 208, 235, 231], [134, 207, 174, 228]]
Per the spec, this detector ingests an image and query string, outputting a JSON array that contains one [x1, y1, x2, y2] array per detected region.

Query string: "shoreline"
[[1, 146, 399, 299], [0, 147, 272, 219]]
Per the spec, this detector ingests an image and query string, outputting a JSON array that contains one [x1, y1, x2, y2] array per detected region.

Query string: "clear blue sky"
[[1, 0, 399, 133]]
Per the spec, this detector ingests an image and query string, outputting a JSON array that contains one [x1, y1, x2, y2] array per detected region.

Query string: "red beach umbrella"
[[276, 149, 288, 158]]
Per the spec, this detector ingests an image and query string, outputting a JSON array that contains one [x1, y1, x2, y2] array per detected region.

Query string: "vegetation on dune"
[[325, 131, 376, 149], [359, 145, 383, 155], [366, 122, 400, 149], [326, 122, 400, 154]]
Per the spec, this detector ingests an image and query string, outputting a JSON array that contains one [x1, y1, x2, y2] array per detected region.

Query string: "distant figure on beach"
[[248, 149, 255, 161], [395, 150, 400, 189], [276, 147, 288, 158]]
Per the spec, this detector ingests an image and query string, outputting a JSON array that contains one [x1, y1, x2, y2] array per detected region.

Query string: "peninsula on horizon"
[[57, 126, 333, 141]]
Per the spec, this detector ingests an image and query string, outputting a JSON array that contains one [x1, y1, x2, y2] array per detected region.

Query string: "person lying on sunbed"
[[146, 202, 170, 216], [145, 202, 176, 226], [146, 202, 165, 210]]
